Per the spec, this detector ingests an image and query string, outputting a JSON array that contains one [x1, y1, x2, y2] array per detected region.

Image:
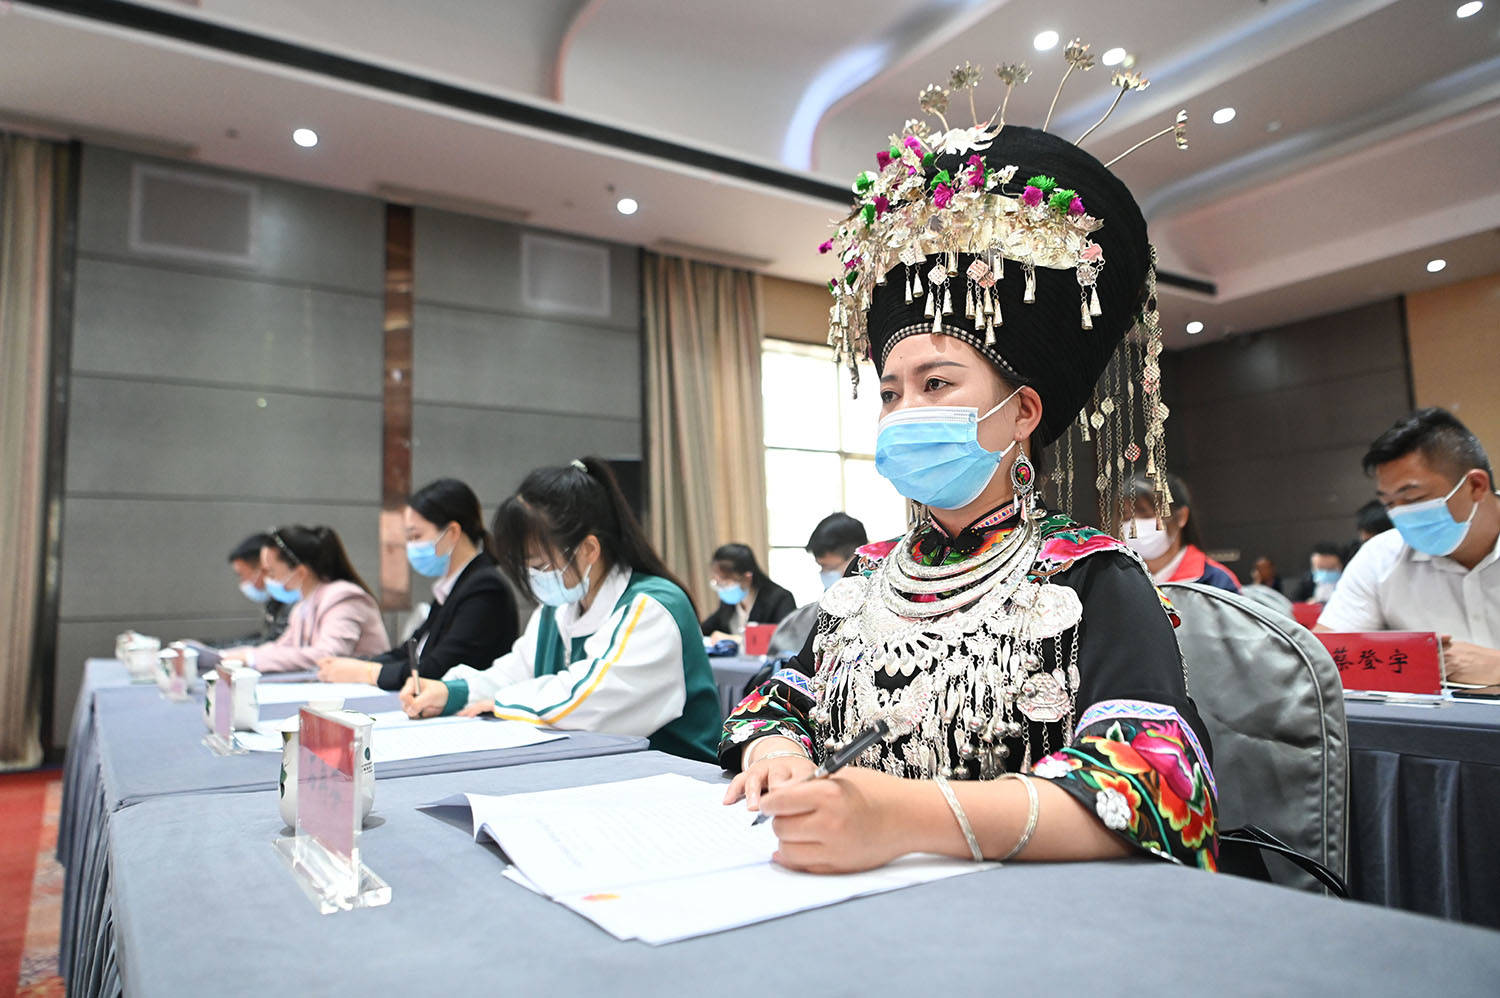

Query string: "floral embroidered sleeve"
[[1034, 700, 1218, 869], [717, 667, 817, 770], [1030, 550, 1219, 870]]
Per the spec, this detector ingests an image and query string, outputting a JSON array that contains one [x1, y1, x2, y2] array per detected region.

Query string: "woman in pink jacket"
[[224, 525, 389, 673]]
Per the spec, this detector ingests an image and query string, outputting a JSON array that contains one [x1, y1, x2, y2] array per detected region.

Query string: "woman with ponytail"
[[317, 478, 521, 689], [223, 524, 389, 673], [400, 457, 721, 763]]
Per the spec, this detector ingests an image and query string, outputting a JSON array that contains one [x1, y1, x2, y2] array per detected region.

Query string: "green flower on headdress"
[[1048, 188, 1078, 213], [1027, 175, 1058, 194]]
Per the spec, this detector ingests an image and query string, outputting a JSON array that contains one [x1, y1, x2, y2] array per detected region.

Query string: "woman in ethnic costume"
[[721, 50, 1218, 873]]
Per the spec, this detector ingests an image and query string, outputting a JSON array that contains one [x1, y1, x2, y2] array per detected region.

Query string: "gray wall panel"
[[58, 496, 381, 620], [412, 404, 641, 507], [78, 146, 384, 294], [72, 257, 383, 394], [65, 378, 380, 502], [413, 303, 639, 416], [1161, 299, 1412, 586], [413, 208, 639, 328]]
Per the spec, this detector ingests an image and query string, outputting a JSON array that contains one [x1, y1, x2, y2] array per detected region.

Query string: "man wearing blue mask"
[[223, 533, 290, 644], [1318, 408, 1500, 686]]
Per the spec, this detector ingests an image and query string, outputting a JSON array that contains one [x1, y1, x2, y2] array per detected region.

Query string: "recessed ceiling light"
[[291, 128, 318, 148], [1033, 30, 1059, 51], [1426, 258, 1447, 273], [1185, 321, 1204, 335], [1102, 47, 1127, 66], [616, 197, 639, 216], [1211, 107, 1236, 125], [1456, 2, 1483, 18]]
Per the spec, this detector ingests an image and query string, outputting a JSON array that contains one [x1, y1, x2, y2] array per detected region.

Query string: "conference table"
[[59, 661, 1500, 997], [103, 751, 1500, 998], [57, 661, 646, 998], [1345, 696, 1500, 929]]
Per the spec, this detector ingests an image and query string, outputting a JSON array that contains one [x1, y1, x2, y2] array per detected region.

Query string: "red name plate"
[[1313, 631, 1442, 695], [213, 665, 235, 738], [1290, 602, 1323, 630], [298, 708, 358, 862], [743, 622, 776, 657]]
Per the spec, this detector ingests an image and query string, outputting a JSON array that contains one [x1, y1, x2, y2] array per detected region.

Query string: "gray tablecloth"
[[710, 655, 765, 717], [106, 751, 1500, 998], [60, 676, 646, 998], [92, 685, 644, 810], [1345, 698, 1500, 929]]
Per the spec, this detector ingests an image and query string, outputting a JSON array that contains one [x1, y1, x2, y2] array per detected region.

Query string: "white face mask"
[[1123, 517, 1172, 560]]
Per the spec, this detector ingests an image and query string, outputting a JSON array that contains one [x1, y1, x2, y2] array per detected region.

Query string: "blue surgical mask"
[[874, 389, 1021, 510], [1388, 475, 1477, 557], [819, 568, 843, 590], [528, 552, 592, 607], [406, 530, 454, 579], [239, 580, 270, 604], [264, 573, 302, 604], [716, 584, 747, 606], [1311, 568, 1341, 586]]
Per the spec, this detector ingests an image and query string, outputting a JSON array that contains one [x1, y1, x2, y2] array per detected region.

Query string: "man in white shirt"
[[1318, 408, 1500, 685]]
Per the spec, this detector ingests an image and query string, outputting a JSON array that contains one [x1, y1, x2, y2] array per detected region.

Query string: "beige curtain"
[[0, 135, 59, 769], [643, 255, 768, 614]]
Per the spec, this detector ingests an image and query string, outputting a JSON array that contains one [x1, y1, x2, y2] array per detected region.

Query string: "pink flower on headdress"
[[1069, 196, 1085, 216], [903, 136, 923, 152], [818, 240, 833, 254], [1082, 243, 1104, 262], [932, 183, 954, 209], [873, 195, 890, 217], [1022, 185, 1043, 207], [965, 155, 985, 187], [844, 255, 862, 270], [876, 150, 893, 170]]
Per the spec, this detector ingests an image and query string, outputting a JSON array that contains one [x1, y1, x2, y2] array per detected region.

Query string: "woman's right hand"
[[400, 677, 448, 719], [723, 737, 817, 810]]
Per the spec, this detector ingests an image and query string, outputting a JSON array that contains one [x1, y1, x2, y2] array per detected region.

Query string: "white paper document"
[[237, 713, 563, 762], [253, 682, 392, 705], [431, 773, 990, 944]]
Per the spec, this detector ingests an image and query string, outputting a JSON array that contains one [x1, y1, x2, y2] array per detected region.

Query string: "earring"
[[1010, 449, 1036, 504]]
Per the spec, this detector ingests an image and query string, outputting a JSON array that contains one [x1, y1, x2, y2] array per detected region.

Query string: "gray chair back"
[[1162, 581, 1348, 894]]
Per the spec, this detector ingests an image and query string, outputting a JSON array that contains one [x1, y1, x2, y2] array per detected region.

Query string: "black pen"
[[407, 638, 421, 699], [751, 719, 890, 826]]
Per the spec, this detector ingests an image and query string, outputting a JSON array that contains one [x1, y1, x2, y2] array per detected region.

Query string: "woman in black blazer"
[[317, 479, 519, 689], [701, 542, 797, 639]]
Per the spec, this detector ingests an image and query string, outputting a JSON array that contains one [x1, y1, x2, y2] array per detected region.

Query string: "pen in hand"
[[406, 638, 421, 702], [751, 719, 889, 826]]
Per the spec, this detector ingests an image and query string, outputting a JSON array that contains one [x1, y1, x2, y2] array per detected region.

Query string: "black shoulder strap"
[[1219, 825, 1348, 898]]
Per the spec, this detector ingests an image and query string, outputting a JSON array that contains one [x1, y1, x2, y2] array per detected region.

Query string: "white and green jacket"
[[439, 567, 720, 762]]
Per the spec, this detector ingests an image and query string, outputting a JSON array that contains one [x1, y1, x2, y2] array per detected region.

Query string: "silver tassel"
[[965, 283, 975, 319], [1081, 296, 1093, 330], [942, 283, 954, 316], [1023, 265, 1036, 304], [1090, 286, 1102, 316], [995, 253, 1004, 279], [924, 288, 935, 318], [931, 294, 943, 331], [913, 270, 924, 298], [993, 292, 1002, 327], [984, 313, 996, 346], [904, 268, 913, 304]]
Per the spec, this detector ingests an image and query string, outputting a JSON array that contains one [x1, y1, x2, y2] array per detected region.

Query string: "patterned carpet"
[[0, 770, 64, 998]]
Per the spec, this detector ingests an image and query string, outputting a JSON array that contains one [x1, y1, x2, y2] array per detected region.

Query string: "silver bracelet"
[[934, 776, 984, 861], [998, 773, 1039, 861], [754, 750, 810, 765]]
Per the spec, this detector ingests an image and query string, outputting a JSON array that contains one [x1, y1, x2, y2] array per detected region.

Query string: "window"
[[762, 340, 907, 606]]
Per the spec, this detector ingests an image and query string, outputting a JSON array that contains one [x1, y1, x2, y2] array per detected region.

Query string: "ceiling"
[[1, 0, 1496, 349]]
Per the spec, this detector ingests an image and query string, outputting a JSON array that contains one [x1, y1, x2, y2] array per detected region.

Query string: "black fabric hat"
[[866, 126, 1150, 447]]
